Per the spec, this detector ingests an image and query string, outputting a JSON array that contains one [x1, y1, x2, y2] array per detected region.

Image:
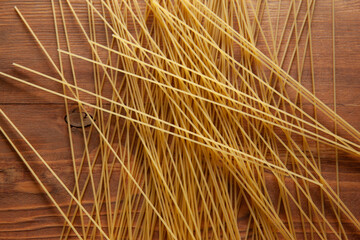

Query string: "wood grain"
[[1, 0, 360, 239]]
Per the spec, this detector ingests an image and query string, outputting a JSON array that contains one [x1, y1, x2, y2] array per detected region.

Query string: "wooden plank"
[[0, 0, 106, 104]]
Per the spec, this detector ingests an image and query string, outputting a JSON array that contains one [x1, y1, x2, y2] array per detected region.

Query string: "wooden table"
[[1, 0, 360, 239]]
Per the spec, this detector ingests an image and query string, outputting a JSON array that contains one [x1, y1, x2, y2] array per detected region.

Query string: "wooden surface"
[[1, 0, 360, 239]]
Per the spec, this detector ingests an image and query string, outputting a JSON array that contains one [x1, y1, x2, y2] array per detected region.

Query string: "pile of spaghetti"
[[1, 0, 360, 239]]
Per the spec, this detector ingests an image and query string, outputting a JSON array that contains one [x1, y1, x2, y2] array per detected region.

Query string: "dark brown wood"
[[1, 0, 360, 239]]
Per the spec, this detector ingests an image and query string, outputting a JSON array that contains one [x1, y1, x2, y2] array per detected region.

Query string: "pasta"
[[1, 0, 359, 239]]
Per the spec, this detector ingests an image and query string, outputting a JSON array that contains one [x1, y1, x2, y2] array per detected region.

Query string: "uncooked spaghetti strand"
[[60, 88, 127, 239], [332, 0, 342, 237], [277, 4, 318, 237], [246, 0, 277, 61], [71, 0, 105, 232], [51, 6, 88, 240], [61, 127, 119, 240], [70, 104, 128, 239], [56, 0, 111, 236], [49, 0, 87, 237], [305, 0, 326, 235]]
